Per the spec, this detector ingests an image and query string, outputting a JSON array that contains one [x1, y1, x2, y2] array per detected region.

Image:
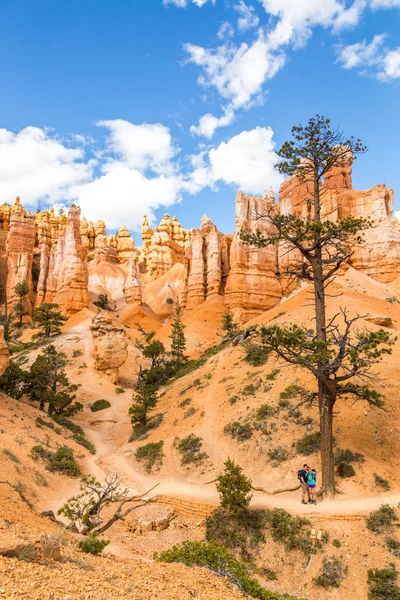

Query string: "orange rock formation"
[[90, 312, 128, 383]]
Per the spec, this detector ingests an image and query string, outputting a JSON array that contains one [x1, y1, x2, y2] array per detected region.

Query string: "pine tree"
[[129, 385, 158, 427], [32, 303, 67, 339], [94, 294, 110, 311], [241, 115, 394, 497], [169, 301, 187, 368], [23, 344, 81, 415], [221, 308, 238, 337], [13, 279, 30, 326], [216, 458, 252, 518]]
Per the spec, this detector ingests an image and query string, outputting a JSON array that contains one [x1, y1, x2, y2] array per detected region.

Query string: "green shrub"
[[3, 448, 20, 463], [35, 417, 61, 433], [47, 446, 81, 477], [296, 432, 321, 456], [178, 398, 192, 408], [115, 387, 125, 394], [155, 540, 301, 600], [72, 435, 96, 455], [375, 474, 390, 491], [206, 508, 267, 558], [265, 369, 280, 381], [72, 350, 83, 358], [279, 385, 305, 400], [224, 421, 253, 442], [314, 558, 345, 588], [30, 445, 52, 461], [176, 434, 208, 465], [242, 383, 257, 396], [242, 342, 270, 367], [268, 447, 289, 465], [256, 404, 275, 420], [136, 441, 164, 472], [90, 399, 111, 412], [184, 407, 196, 419], [367, 565, 400, 599], [259, 568, 278, 581], [337, 462, 356, 478], [332, 539, 342, 548], [78, 532, 109, 555], [386, 537, 400, 553], [334, 448, 364, 464], [366, 505, 398, 534], [229, 395, 239, 405], [266, 508, 313, 555], [51, 415, 84, 436], [129, 413, 163, 442]]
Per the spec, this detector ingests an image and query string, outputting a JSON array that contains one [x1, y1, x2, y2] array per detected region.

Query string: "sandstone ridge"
[[1, 156, 399, 321]]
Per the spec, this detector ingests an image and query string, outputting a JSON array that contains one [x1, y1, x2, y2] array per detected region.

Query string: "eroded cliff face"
[[2, 159, 399, 324], [90, 313, 128, 383], [278, 156, 400, 283], [225, 190, 282, 322], [185, 215, 231, 310], [0, 326, 10, 376], [42, 206, 89, 314], [6, 198, 36, 315]]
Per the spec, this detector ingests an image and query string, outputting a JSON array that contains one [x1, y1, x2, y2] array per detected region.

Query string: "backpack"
[[297, 469, 305, 482]]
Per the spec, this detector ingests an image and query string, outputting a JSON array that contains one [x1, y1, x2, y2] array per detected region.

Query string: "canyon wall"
[[225, 190, 282, 321], [1, 157, 399, 324]]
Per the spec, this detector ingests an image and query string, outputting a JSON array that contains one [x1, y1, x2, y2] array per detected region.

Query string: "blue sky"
[[0, 0, 399, 241]]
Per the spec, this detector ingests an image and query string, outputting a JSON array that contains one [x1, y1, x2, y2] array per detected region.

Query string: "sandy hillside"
[[2, 267, 400, 599]]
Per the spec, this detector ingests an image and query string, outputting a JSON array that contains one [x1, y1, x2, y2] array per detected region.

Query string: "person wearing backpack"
[[298, 464, 310, 505], [308, 468, 317, 504]]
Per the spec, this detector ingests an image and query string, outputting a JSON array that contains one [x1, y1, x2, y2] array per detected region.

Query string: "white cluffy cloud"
[[163, 0, 215, 6], [97, 120, 177, 175], [186, 0, 368, 137], [336, 33, 387, 69], [188, 126, 283, 193], [0, 127, 94, 207], [337, 34, 400, 80], [186, 35, 285, 136], [0, 121, 283, 231], [234, 1, 260, 31]]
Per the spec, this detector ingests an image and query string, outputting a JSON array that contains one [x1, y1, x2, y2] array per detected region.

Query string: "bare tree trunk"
[[319, 388, 335, 498]]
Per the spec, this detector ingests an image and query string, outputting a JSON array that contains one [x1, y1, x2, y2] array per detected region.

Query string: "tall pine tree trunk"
[[319, 382, 335, 497], [312, 175, 336, 498]]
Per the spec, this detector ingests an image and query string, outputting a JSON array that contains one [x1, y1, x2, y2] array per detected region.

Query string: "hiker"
[[308, 468, 317, 505], [298, 464, 310, 505]]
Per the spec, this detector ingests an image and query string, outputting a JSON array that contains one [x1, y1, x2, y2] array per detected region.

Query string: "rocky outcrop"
[[278, 155, 400, 283], [44, 206, 89, 314], [116, 226, 135, 264], [225, 191, 282, 322], [0, 326, 10, 376], [123, 254, 142, 305], [90, 313, 128, 383], [6, 197, 36, 315], [185, 215, 231, 310], [140, 213, 190, 279]]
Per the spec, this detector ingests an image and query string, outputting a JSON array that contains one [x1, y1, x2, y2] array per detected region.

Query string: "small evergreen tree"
[[0, 360, 26, 398], [221, 308, 238, 337], [32, 303, 67, 339], [169, 301, 187, 368], [94, 294, 110, 311], [13, 279, 30, 326], [23, 344, 81, 415], [143, 340, 166, 370], [216, 458, 252, 518], [129, 384, 158, 427]]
